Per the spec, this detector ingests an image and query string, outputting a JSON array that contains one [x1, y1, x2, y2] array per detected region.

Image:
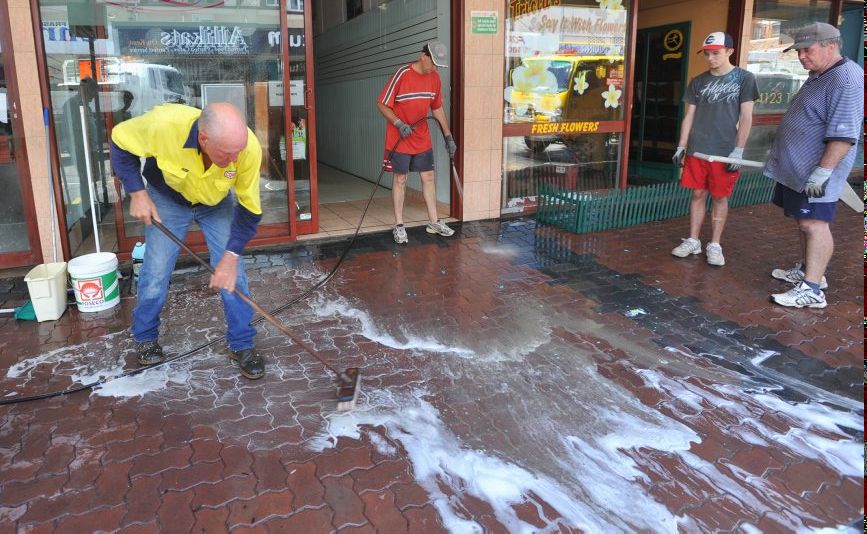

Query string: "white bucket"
[[24, 262, 68, 322], [68, 252, 120, 313]]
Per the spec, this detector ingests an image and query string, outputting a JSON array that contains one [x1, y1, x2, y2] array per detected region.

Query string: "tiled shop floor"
[[0, 205, 862, 532]]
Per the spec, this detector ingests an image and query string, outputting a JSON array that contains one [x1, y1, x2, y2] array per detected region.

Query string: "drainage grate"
[[537, 172, 776, 233]]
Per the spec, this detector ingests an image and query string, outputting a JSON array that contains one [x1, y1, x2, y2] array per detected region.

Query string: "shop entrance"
[[311, 0, 452, 234], [627, 22, 690, 185], [39, 0, 314, 257], [0, 10, 42, 268]]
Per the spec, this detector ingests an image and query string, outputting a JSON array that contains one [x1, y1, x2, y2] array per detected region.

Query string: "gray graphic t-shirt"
[[685, 67, 759, 157]]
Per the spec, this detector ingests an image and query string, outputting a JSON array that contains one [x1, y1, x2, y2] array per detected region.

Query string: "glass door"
[[284, 0, 318, 234], [0, 10, 41, 267], [38, 0, 299, 254], [627, 22, 690, 184]]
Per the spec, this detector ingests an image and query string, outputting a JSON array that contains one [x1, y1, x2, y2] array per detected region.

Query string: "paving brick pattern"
[[0, 206, 862, 532]]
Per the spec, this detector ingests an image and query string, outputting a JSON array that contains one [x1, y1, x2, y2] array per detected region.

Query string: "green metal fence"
[[537, 172, 776, 233]]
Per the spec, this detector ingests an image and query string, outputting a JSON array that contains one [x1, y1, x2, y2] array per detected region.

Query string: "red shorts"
[[681, 155, 739, 198]]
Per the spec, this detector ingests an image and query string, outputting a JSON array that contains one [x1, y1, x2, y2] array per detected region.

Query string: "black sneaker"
[[230, 349, 265, 380], [137, 341, 165, 366]]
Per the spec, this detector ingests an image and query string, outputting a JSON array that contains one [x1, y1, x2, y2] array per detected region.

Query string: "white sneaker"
[[426, 220, 454, 237], [771, 282, 827, 309], [771, 262, 828, 289], [705, 243, 725, 266], [672, 238, 701, 258], [392, 225, 408, 244]]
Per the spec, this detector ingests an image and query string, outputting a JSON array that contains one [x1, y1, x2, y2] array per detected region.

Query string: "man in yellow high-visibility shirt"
[[110, 102, 265, 379]]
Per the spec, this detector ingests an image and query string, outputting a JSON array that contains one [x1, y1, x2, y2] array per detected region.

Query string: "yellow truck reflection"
[[505, 54, 623, 153]]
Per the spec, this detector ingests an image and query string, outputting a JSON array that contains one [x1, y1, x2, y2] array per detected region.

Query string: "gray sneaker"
[[392, 225, 408, 244], [771, 262, 828, 289], [671, 238, 701, 258], [771, 282, 827, 309], [705, 243, 725, 266], [426, 220, 455, 237]]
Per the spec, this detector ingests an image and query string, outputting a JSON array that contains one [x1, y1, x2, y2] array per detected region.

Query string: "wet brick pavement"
[[0, 204, 862, 532]]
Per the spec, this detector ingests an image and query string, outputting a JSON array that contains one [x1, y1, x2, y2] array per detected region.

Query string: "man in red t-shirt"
[[377, 41, 457, 244]]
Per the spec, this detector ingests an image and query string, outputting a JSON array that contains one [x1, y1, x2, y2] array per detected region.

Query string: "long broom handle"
[[693, 152, 864, 212], [691, 152, 765, 168], [151, 220, 349, 382]]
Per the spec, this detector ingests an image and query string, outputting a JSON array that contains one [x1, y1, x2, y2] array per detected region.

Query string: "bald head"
[[198, 102, 249, 167]]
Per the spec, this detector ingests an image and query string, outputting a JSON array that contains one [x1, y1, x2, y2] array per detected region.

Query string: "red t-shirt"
[[379, 64, 443, 155]]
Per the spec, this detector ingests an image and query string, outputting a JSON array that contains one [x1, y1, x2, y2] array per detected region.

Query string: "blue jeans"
[[132, 187, 256, 351]]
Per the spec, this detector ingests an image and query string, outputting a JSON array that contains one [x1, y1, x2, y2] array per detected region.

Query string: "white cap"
[[423, 41, 448, 68]]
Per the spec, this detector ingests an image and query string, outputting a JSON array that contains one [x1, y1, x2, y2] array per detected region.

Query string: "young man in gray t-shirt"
[[671, 32, 759, 266]]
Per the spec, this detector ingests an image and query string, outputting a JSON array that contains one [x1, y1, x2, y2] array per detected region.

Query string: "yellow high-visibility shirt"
[[111, 103, 262, 216]]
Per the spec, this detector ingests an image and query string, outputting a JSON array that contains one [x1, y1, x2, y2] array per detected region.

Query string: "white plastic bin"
[[24, 262, 68, 322]]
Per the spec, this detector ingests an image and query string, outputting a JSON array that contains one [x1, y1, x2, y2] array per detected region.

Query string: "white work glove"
[[803, 167, 833, 198], [672, 147, 686, 167], [726, 147, 744, 172], [393, 119, 413, 139]]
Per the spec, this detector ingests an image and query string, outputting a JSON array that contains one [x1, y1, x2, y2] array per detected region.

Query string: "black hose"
[[0, 116, 448, 406]]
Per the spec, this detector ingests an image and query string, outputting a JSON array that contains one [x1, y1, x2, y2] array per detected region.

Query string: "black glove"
[[444, 135, 457, 158], [393, 119, 413, 139]]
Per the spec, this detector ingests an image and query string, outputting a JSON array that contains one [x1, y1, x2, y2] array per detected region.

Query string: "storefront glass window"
[[39, 0, 293, 254], [742, 1, 833, 164], [746, 0, 831, 116], [0, 40, 31, 254], [504, 0, 628, 124], [502, 0, 631, 213]]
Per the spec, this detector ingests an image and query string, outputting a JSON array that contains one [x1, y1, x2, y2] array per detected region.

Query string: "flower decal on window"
[[602, 84, 622, 108], [596, 0, 624, 11], [573, 70, 589, 94], [517, 61, 559, 93], [504, 60, 560, 117]]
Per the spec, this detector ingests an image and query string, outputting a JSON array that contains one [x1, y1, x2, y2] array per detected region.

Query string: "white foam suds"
[[367, 431, 397, 457], [314, 391, 589, 532], [314, 389, 690, 532], [93, 364, 191, 398], [312, 298, 473, 356], [624, 308, 647, 318], [748, 392, 863, 478], [6, 331, 195, 400], [635, 368, 862, 528], [7, 332, 128, 385]]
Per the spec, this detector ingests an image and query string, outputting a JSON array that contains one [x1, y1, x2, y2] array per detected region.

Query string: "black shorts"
[[385, 149, 435, 174], [772, 183, 837, 222]]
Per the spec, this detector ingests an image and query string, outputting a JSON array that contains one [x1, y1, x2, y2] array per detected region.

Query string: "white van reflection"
[[60, 58, 192, 120]]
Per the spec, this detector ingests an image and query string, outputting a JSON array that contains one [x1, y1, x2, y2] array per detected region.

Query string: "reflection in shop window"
[[502, 0, 630, 213], [39, 0, 302, 253], [503, 133, 622, 213], [742, 0, 832, 163], [746, 1, 830, 115], [504, 0, 628, 124], [266, 0, 304, 9]]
